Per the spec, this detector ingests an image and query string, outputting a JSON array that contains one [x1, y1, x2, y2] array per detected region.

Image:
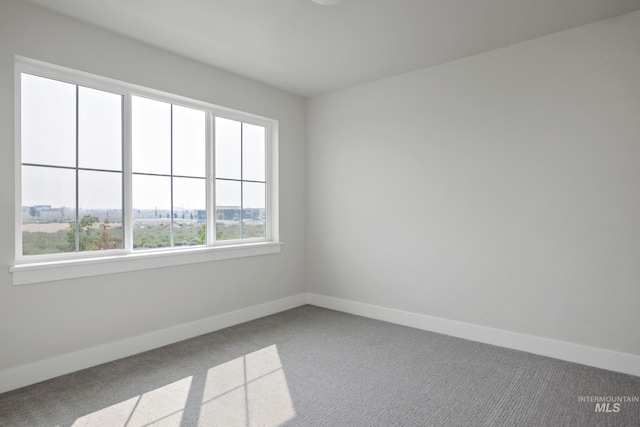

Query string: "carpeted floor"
[[1, 305, 639, 426]]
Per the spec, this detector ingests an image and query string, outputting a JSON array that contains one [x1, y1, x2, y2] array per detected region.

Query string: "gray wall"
[[307, 11, 640, 356], [2, 0, 639, 388], [0, 1, 307, 372]]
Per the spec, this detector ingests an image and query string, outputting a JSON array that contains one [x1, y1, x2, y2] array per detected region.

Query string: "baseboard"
[[306, 293, 640, 378], [3, 292, 636, 395], [0, 293, 307, 394]]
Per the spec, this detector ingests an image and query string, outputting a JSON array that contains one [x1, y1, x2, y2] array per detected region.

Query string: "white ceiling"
[[26, 0, 640, 97]]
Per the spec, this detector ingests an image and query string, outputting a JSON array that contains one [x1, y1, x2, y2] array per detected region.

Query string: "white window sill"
[[10, 242, 283, 286]]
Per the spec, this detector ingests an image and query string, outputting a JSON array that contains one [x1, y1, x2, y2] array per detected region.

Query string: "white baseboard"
[[306, 293, 640, 378], [3, 292, 636, 395], [0, 293, 307, 394]]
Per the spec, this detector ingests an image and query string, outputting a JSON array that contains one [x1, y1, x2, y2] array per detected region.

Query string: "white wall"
[[308, 11, 640, 357], [2, 1, 639, 393], [0, 0, 306, 383]]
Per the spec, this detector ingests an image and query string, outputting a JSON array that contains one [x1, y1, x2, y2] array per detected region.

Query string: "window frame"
[[11, 58, 281, 286]]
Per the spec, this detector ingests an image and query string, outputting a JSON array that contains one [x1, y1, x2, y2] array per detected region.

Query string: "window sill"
[[10, 242, 283, 286]]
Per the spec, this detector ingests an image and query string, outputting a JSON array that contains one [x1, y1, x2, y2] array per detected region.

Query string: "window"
[[131, 96, 208, 249], [13, 59, 280, 285], [21, 74, 125, 255]]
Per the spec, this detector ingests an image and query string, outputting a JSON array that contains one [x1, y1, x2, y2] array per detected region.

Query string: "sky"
[[21, 74, 266, 213]]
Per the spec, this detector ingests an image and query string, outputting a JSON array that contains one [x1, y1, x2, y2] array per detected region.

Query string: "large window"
[[13, 60, 279, 284]]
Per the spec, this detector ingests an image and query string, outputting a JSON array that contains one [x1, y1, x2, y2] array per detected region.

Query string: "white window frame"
[[11, 57, 281, 286]]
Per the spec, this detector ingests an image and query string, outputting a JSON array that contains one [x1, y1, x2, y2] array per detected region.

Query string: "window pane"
[[173, 177, 206, 246], [132, 174, 171, 249], [215, 117, 241, 180], [242, 123, 266, 182], [22, 165, 75, 255], [79, 87, 122, 171], [132, 96, 171, 175], [216, 179, 241, 240], [78, 170, 123, 251], [21, 74, 76, 167], [173, 105, 206, 178], [243, 182, 266, 239]]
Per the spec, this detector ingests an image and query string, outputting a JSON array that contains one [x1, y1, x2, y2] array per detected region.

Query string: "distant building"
[[215, 207, 265, 221]]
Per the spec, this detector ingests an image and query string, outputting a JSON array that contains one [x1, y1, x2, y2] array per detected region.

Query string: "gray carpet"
[[0, 305, 638, 426]]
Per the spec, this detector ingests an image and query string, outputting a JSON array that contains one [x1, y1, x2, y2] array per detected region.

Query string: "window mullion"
[[74, 85, 80, 252], [264, 124, 269, 241], [266, 122, 276, 242], [123, 93, 133, 253], [169, 105, 174, 248], [207, 112, 215, 245], [240, 123, 244, 239], [14, 68, 23, 260]]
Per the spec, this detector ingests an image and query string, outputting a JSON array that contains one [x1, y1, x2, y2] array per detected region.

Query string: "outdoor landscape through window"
[[20, 72, 268, 257]]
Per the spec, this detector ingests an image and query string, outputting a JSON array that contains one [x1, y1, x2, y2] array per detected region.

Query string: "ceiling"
[[26, 0, 640, 97]]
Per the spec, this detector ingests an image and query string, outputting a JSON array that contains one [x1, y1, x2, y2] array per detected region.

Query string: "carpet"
[[1, 305, 638, 426]]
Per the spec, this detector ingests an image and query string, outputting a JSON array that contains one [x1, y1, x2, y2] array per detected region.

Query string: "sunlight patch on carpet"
[[199, 344, 296, 426], [69, 345, 295, 426], [72, 376, 193, 426]]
